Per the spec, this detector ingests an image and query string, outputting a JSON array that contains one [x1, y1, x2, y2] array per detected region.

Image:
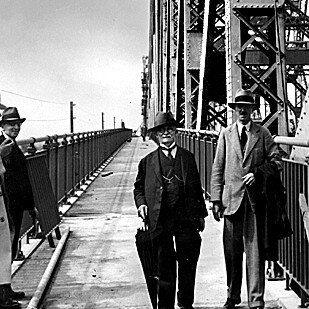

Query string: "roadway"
[[11, 136, 299, 308]]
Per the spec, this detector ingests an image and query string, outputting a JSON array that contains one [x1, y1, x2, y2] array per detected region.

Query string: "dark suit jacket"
[[251, 162, 293, 260], [134, 146, 208, 235], [0, 134, 35, 215]]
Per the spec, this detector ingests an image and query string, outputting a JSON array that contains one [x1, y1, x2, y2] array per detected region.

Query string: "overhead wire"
[[0, 89, 67, 105], [1, 88, 102, 125], [27, 118, 68, 122]]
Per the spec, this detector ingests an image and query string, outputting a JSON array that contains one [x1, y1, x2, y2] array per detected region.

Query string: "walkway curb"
[[26, 227, 70, 309]]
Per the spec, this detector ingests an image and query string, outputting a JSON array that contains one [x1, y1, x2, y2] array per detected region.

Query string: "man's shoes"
[[0, 298, 20, 308], [7, 286, 25, 300], [0, 285, 20, 308], [8, 290, 25, 301], [177, 300, 194, 309], [223, 298, 241, 309]]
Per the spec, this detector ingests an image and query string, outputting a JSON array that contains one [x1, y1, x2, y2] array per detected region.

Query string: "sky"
[[0, 0, 149, 139]]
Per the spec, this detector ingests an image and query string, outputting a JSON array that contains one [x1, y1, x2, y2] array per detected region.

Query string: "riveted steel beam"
[[225, 0, 289, 136], [146, 0, 309, 142], [170, 0, 179, 117], [197, 0, 226, 131], [184, 0, 204, 129]]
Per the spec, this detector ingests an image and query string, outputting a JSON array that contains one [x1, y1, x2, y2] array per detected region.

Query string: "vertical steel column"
[[197, 0, 226, 130], [175, 0, 185, 126], [225, 0, 241, 124], [226, 0, 288, 135], [162, 0, 170, 111], [183, 0, 204, 129], [169, 0, 179, 116]]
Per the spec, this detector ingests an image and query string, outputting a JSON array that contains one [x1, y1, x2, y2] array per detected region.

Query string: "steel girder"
[[147, 0, 205, 129], [183, 0, 205, 129], [197, 0, 226, 131], [224, 0, 288, 136], [146, 0, 309, 137]]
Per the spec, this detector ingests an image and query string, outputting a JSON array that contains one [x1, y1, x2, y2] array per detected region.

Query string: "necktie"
[[167, 148, 174, 161], [241, 126, 247, 151], [160, 145, 176, 161]]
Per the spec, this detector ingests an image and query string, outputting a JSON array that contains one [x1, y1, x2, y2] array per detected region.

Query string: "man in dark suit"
[[0, 107, 36, 300], [134, 111, 208, 309], [210, 89, 282, 309]]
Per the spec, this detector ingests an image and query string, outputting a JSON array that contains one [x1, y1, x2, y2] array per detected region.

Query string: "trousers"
[[156, 221, 201, 309], [0, 196, 11, 284], [223, 194, 265, 308]]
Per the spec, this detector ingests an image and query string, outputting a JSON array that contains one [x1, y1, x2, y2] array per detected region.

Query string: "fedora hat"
[[0, 107, 26, 125], [148, 111, 178, 131], [228, 88, 256, 109]]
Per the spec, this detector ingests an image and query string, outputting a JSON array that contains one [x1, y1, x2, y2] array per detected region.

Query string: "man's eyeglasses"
[[157, 126, 175, 134]]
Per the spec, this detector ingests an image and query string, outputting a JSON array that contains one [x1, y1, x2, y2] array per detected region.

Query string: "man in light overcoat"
[[210, 89, 282, 309], [0, 139, 21, 308]]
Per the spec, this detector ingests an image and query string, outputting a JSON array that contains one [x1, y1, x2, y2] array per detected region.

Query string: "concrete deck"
[[12, 137, 300, 308]]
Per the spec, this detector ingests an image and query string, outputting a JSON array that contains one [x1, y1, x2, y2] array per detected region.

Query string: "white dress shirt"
[[159, 142, 177, 159]]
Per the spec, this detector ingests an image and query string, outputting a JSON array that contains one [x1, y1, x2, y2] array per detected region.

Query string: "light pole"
[[70, 101, 76, 133]]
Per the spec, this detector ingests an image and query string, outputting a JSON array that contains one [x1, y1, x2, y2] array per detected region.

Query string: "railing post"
[[61, 135, 69, 204], [68, 133, 75, 197], [26, 137, 37, 155], [74, 133, 81, 191], [52, 135, 60, 202], [43, 135, 52, 178]]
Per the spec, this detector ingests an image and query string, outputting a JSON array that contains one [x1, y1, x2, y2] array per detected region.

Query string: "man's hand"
[[199, 217, 205, 231], [242, 172, 256, 187], [137, 204, 148, 221], [212, 202, 224, 222], [29, 208, 39, 220]]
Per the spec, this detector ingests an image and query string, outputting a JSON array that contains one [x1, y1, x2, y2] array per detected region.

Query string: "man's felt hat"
[[0, 107, 26, 125], [148, 111, 178, 131], [228, 88, 256, 109]]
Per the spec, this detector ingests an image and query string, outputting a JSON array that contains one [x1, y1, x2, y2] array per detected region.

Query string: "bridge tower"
[[145, 0, 309, 141]]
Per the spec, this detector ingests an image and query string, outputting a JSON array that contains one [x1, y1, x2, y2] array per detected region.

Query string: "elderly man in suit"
[[210, 89, 282, 309], [134, 111, 208, 309], [0, 107, 37, 301], [0, 138, 21, 308]]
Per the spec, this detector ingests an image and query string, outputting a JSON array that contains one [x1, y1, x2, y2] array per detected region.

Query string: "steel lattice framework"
[[144, 0, 309, 138]]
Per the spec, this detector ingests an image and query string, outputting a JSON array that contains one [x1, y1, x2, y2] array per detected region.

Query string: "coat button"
[[160, 187, 163, 190], [0, 217, 4, 222]]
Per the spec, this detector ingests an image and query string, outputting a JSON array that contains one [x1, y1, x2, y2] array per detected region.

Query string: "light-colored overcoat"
[[0, 159, 11, 285], [210, 122, 282, 215]]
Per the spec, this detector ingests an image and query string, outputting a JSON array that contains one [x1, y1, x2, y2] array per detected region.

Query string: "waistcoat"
[[159, 150, 185, 218]]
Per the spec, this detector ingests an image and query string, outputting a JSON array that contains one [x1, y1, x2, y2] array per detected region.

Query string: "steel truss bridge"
[[141, 0, 309, 153], [140, 0, 309, 304]]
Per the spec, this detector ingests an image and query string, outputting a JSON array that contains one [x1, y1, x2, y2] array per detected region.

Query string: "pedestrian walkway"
[[12, 137, 299, 308]]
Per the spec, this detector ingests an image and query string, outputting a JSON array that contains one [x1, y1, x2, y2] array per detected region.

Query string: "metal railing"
[[176, 129, 218, 196], [18, 128, 132, 243], [177, 130, 309, 304], [20, 128, 132, 203], [273, 136, 309, 305], [279, 159, 309, 304]]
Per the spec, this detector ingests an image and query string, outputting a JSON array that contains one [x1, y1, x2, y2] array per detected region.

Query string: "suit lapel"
[[178, 148, 188, 184], [230, 123, 243, 160], [150, 149, 163, 185], [243, 123, 260, 162]]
